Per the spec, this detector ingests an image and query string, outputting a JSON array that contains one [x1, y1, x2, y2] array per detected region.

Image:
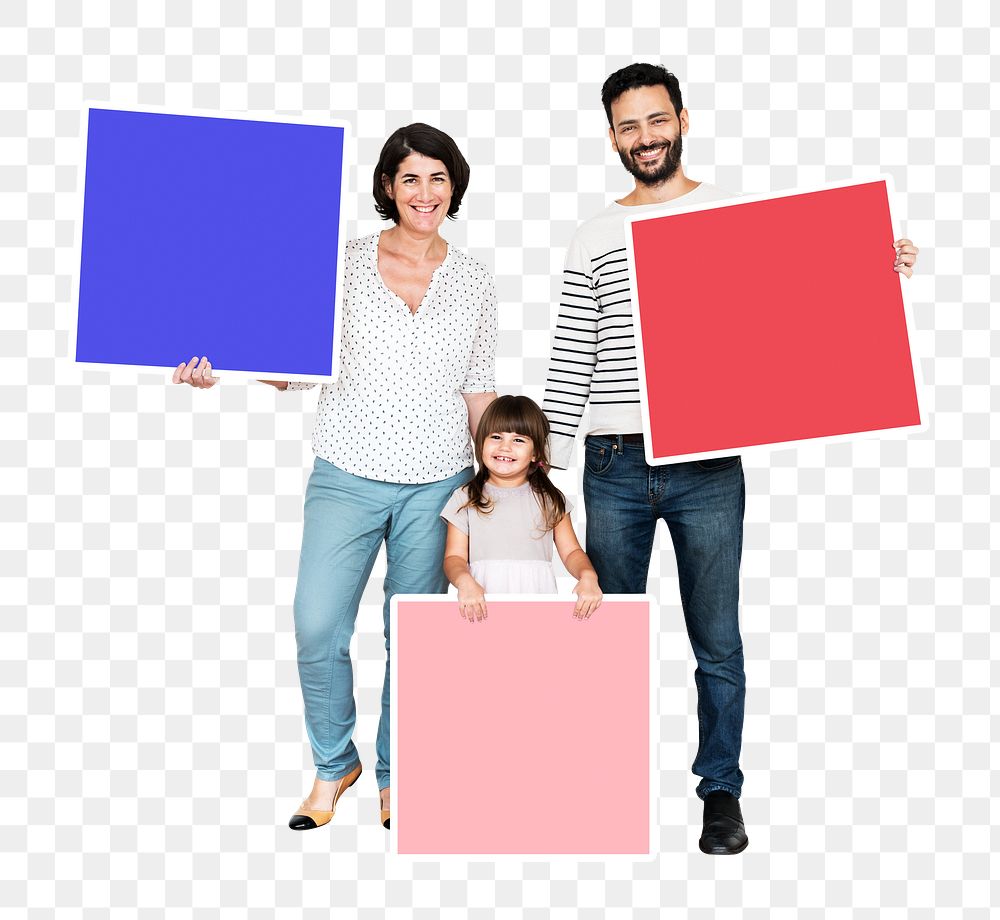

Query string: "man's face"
[[608, 85, 688, 186]]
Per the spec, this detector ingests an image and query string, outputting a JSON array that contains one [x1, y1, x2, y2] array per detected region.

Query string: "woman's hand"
[[172, 356, 218, 389], [456, 575, 488, 622], [572, 574, 603, 619], [172, 357, 289, 389]]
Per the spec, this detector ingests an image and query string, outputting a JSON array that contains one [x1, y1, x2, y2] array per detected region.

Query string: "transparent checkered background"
[[1, 0, 996, 916]]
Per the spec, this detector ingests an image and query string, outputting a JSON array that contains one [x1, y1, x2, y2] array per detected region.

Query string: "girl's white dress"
[[440, 481, 571, 593]]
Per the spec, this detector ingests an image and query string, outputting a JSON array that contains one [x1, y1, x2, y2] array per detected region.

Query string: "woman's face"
[[384, 153, 453, 235]]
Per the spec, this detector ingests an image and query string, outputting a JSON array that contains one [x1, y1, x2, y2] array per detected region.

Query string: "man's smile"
[[635, 145, 666, 161]]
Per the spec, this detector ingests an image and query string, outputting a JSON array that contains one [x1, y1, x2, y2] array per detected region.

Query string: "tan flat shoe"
[[380, 788, 390, 829], [288, 764, 363, 831]]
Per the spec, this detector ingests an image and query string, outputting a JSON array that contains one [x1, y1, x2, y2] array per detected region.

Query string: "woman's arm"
[[172, 356, 290, 390], [443, 523, 488, 621], [458, 265, 498, 438], [461, 391, 496, 438], [553, 514, 602, 618]]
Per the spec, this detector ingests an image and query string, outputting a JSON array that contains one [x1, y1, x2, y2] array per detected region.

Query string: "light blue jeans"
[[293, 457, 472, 789]]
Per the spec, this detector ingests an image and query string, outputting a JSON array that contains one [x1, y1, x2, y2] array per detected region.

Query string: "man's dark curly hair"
[[601, 63, 684, 129], [372, 123, 470, 222]]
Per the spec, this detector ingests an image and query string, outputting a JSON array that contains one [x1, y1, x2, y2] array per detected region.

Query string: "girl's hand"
[[172, 356, 218, 389], [572, 575, 603, 619], [457, 576, 488, 623], [894, 238, 919, 278]]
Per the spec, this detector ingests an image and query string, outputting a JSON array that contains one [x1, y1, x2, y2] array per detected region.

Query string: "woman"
[[174, 124, 497, 830]]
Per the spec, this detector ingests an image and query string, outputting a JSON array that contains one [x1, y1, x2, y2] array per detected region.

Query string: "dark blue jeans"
[[583, 435, 746, 800]]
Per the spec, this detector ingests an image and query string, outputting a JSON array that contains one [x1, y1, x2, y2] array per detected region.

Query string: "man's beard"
[[618, 133, 683, 186]]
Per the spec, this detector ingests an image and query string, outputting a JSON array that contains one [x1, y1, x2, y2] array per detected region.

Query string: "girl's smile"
[[482, 431, 536, 486]]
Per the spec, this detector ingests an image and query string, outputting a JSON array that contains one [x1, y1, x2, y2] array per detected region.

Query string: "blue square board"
[[74, 107, 348, 380]]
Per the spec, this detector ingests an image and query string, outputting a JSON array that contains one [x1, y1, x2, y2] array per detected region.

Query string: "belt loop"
[[616, 434, 624, 452]]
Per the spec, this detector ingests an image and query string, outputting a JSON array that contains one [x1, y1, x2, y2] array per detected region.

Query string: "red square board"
[[625, 178, 923, 464]]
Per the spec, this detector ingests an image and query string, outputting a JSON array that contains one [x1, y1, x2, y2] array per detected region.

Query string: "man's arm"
[[541, 235, 599, 469]]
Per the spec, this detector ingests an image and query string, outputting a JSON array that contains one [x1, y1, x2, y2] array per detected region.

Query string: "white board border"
[[622, 175, 928, 466], [389, 593, 659, 864], [69, 102, 352, 384]]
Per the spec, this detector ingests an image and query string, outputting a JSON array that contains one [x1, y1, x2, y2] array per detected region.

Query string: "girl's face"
[[481, 431, 536, 486]]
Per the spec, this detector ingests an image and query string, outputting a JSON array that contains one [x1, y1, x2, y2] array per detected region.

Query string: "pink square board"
[[391, 596, 653, 856], [624, 177, 924, 465]]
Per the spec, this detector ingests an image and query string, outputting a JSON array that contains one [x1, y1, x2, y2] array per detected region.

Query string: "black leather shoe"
[[699, 791, 748, 854]]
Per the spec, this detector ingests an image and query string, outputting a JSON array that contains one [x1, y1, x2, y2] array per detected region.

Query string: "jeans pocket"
[[695, 455, 741, 471], [584, 440, 616, 475]]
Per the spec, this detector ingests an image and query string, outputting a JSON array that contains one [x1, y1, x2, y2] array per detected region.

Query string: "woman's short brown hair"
[[372, 123, 470, 223]]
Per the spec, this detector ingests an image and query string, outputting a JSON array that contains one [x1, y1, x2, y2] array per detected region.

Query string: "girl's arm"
[[443, 522, 488, 622], [553, 514, 603, 618]]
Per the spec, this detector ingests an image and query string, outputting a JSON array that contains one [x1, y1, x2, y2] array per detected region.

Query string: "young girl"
[[441, 395, 603, 621]]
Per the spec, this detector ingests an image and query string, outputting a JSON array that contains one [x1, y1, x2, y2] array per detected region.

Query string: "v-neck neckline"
[[373, 230, 450, 316]]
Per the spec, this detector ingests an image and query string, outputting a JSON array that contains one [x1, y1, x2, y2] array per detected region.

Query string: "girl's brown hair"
[[462, 395, 566, 531]]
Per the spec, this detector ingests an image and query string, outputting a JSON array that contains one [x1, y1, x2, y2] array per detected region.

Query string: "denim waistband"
[[586, 434, 646, 451]]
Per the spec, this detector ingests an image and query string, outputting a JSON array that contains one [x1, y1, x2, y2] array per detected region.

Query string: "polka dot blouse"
[[286, 232, 498, 483]]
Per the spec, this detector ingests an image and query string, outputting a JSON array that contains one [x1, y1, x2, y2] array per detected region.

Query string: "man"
[[542, 63, 918, 854]]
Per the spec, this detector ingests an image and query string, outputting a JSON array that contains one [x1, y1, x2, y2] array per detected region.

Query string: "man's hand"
[[894, 239, 919, 279]]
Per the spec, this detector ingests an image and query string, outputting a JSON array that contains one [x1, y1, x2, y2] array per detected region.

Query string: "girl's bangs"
[[478, 398, 549, 444]]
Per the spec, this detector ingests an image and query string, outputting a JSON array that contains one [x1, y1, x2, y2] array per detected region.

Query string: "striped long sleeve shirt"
[[542, 183, 733, 469]]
